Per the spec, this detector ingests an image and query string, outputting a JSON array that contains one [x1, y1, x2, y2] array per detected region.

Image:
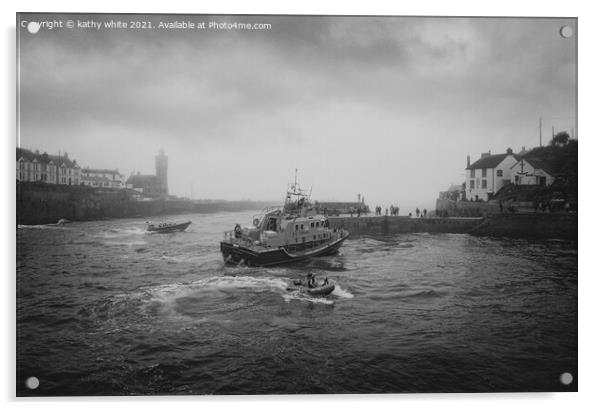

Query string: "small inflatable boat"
[[288, 279, 335, 296], [305, 283, 335, 296]]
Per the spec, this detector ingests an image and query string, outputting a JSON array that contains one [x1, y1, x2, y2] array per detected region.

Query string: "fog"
[[18, 14, 576, 210]]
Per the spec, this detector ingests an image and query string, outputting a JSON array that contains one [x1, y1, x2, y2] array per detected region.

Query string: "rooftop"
[[467, 153, 517, 170]]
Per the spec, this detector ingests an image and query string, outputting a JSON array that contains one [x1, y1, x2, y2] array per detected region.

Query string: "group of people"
[[498, 200, 572, 214], [306, 272, 329, 288], [413, 208, 429, 218], [374, 205, 400, 216]]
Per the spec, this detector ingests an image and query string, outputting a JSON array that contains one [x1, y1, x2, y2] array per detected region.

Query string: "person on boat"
[[307, 272, 317, 288], [323, 277, 329, 286]]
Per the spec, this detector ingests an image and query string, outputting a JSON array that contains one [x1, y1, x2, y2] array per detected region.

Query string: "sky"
[[17, 14, 577, 210]]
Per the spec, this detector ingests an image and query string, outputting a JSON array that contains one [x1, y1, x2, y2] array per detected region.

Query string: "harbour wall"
[[328, 213, 577, 240], [436, 198, 500, 216], [16, 183, 273, 225]]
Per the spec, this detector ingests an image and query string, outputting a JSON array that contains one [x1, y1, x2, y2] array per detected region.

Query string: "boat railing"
[[223, 230, 256, 245], [262, 206, 281, 213]]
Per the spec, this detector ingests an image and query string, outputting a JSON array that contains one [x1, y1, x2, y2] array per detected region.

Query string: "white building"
[[465, 149, 518, 201], [81, 168, 125, 188], [16, 148, 81, 185], [509, 158, 557, 187]]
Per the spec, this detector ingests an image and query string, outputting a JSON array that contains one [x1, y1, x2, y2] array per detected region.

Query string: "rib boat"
[[146, 220, 191, 233], [220, 172, 349, 267]]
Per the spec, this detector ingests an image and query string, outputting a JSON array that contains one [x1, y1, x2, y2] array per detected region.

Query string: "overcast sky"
[[18, 14, 576, 209]]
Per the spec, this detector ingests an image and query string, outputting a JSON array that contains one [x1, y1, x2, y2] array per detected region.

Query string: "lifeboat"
[[220, 172, 349, 267]]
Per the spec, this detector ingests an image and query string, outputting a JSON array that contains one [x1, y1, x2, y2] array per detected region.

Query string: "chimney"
[[466, 155, 471, 168], [506, 148, 513, 154], [64, 152, 69, 159], [481, 151, 491, 158]]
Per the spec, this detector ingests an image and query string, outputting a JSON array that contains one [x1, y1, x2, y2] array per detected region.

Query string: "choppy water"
[[16, 211, 577, 395]]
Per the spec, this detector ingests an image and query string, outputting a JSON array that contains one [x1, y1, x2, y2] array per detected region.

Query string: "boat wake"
[[17, 224, 68, 230], [92, 227, 148, 239], [331, 285, 354, 299]]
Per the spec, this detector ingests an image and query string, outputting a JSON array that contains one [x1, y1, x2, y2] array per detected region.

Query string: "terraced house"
[[81, 168, 125, 188], [16, 148, 81, 185]]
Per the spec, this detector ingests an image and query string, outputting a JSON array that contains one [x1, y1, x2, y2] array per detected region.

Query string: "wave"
[[331, 285, 354, 299], [91, 227, 148, 239], [282, 292, 335, 305], [403, 289, 442, 298], [17, 224, 68, 230]]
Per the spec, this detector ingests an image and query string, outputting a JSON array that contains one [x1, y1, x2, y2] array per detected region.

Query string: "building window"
[[470, 169, 475, 178], [469, 180, 475, 189], [310, 222, 314, 228], [482, 179, 487, 189], [497, 169, 503, 177], [481, 168, 487, 177]]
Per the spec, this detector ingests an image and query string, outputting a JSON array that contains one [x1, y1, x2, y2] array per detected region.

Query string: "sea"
[[16, 210, 578, 395]]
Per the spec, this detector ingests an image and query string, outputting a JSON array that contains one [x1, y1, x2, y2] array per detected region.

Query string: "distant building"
[[465, 149, 517, 201], [126, 149, 168, 198], [16, 148, 81, 185], [155, 148, 168, 197], [81, 168, 125, 188], [439, 184, 464, 201], [509, 158, 558, 187]]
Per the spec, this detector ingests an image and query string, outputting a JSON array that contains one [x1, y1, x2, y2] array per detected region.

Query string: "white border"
[[3, 1, 599, 409]]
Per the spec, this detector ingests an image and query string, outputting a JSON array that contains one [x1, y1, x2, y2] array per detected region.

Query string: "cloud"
[[18, 14, 576, 205]]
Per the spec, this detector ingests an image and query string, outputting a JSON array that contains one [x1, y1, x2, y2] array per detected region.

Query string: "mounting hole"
[[27, 22, 40, 34], [559, 25, 573, 39], [560, 372, 573, 385], [25, 376, 39, 389]]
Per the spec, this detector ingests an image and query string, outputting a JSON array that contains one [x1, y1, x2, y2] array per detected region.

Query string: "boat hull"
[[147, 221, 191, 233], [221, 232, 349, 267], [306, 283, 335, 295]]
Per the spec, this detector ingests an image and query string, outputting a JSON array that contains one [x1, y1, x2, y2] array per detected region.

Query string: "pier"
[[328, 213, 577, 240]]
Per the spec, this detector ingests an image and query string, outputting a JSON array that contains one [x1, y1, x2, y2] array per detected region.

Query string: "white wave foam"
[[282, 292, 335, 305], [133, 275, 290, 304], [331, 285, 354, 299], [92, 227, 147, 239], [104, 240, 148, 247], [18, 224, 67, 230]]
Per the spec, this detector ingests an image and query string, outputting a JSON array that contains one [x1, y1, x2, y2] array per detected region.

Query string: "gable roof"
[[467, 153, 517, 170], [17, 148, 79, 168], [511, 157, 562, 176], [126, 174, 158, 186]]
